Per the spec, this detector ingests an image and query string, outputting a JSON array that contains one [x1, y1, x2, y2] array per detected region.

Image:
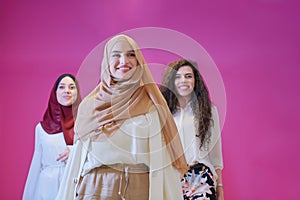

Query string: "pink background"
[[1, 0, 300, 199]]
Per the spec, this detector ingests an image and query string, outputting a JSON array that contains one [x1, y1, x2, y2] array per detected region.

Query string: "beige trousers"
[[75, 164, 149, 200]]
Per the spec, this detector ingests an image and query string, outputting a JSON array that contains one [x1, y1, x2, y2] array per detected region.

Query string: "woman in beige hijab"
[[55, 34, 188, 200]]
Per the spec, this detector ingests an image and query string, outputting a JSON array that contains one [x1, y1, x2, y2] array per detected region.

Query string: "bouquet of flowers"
[[181, 163, 216, 200]]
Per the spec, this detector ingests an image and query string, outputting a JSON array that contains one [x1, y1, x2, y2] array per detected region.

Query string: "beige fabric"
[[75, 165, 149, 200], [74, 34, 187, 171]]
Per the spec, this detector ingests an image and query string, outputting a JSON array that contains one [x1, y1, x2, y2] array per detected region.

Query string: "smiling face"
[[56, 76, 78, 106], [174, 65, 195, 101], [108, 39, 138, 80]]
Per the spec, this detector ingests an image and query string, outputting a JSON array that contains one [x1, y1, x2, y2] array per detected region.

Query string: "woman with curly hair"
[[160, 59, 224, 200]]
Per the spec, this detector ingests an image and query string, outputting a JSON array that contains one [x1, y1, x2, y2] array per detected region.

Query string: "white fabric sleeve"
[[22, 124, 42, 200], [208, 106, 224, 170], [67, 144, 73, 151]]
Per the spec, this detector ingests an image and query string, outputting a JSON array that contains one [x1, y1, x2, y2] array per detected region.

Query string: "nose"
[[179, 76, 187, 82], [64, 87, 71, 94], [120, 54, 129, 65]]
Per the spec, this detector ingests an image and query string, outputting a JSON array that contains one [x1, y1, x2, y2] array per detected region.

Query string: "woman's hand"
[[178, 168, 188, 180], [189, 161, 199, 166], [217, 186, 224, 200], [215, 168, 224, 200], [56, 148, 70, 163]]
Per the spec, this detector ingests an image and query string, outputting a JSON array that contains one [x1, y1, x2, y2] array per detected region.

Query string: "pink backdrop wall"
[[1, 0, 300, 199]]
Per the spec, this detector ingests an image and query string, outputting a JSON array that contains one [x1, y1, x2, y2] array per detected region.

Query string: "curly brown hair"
[[160, 59, 212, 148]]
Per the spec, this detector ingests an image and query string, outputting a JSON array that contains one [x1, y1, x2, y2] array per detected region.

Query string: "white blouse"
[[23, 123, 70, 200], [81, 110, 153, 175], [173, 103, 223, 179]]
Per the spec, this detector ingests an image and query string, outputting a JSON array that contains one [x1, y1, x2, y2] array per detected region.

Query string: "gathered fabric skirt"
[[75, 163, 149, 200], [181, 163, 216, 200]]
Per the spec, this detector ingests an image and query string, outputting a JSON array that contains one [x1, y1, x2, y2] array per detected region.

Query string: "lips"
[[117, 65, 131, 69], [178, 85, 190, 90], [117, 65, 132, 72], [63, 96, 72, 99]]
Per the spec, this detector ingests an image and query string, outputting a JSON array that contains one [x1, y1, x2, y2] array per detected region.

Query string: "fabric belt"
[[100, 163, 149, 173], [101, 163, 149, 200]]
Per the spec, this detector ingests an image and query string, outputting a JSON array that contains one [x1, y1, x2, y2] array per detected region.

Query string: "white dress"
[[23, 123, 70, 200]]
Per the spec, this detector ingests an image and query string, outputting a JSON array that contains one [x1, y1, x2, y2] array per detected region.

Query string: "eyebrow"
[[111, 50, 135, 53], [176, 72, 193, 75], [58, 83, 75, 85]]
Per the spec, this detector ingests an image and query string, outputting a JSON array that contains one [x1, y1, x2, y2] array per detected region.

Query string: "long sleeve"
[[207, 106, 223, 170], [22, 124, 42, 200]]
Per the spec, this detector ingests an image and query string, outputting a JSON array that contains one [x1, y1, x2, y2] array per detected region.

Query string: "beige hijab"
[[75, 34, 187, 171]]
